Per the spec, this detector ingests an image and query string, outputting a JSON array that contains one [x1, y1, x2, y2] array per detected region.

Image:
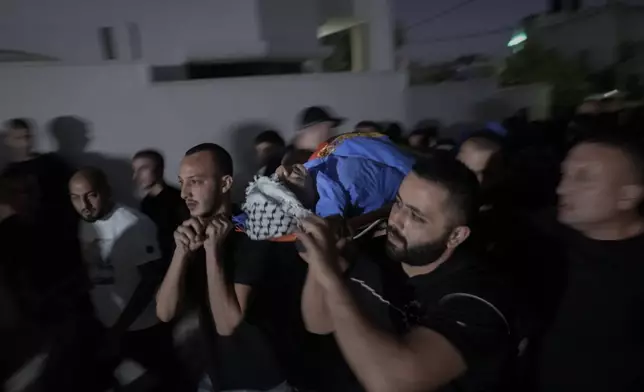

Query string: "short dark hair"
[[75, 167, 111, 195], [576, 133, 644, 185], [133, 149, 165, 174], [411, 156, 480, 226], [185, 143, 233, 177], [254, 130, 285, 147], [6, 118, 31, 131], [384, 122, 404, 141], [355, 121, 383, 132], [281, 145, 312, 166]]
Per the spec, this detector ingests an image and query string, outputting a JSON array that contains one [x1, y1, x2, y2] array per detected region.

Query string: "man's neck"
[[402, 248, 454, 278], [580, 215, 644, 241], [145, 183, 165, 198], [203, 202, 232, 220], [11, 152, 35, 163]]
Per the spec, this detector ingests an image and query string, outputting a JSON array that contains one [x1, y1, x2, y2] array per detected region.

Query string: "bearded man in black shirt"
[[533, 134, 644, 392], [299, 156, 514, 392]]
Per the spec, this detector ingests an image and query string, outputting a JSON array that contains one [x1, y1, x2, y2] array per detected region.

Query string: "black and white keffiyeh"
[[242, 175, 312, 240]]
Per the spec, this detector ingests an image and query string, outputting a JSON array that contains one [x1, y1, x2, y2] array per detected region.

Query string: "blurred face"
[[387, 172, 467, 267], [408, 134, 425, 149], [296, 122, 333, 151], [132, 157, 159, 191], [255, 142, 279, 167], [275, 164, 316, 209], [179, 151, 231, 218], [557, 143, 642, 230], [4, 127, 33, 157], [457, 141, 495, 184], [69, 176, 109, 222]]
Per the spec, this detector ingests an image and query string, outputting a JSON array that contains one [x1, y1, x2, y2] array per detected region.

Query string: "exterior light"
[[507, 32, 527, 47]]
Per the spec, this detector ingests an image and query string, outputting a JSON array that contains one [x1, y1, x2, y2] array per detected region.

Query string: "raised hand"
[[174, 217, 207, 255], [296, 215, 344, 288], [204, 215, 234, 258]]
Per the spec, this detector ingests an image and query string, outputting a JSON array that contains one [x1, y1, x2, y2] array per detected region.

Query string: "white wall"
[[0, 0, 287, 64], [0, 64, 406, 202], [407, 79, 551, 137], [258, 0, 327, 59]]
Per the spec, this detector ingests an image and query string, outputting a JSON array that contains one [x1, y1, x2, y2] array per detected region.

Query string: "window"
[[99, 27, 116, 60]]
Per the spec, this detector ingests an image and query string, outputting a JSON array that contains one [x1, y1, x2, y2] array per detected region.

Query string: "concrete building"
[[0, 0, 394, 71], [512, 1, 644, 74]]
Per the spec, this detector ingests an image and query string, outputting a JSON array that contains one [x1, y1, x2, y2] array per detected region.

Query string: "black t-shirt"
[[534, 229, 644, 392], [140, 186, 188, 259], [2, 153, 74, 225], [347, 241, 514, 392], [0, 215, 37, 315], [250, 241, 363, 392], [184, 230, 284, 391]]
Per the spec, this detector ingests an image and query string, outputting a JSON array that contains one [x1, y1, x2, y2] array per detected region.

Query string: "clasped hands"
[[174, 215, 233, 256]]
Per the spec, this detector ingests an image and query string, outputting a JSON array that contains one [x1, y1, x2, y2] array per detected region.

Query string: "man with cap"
[[293, 106, 344, 153]]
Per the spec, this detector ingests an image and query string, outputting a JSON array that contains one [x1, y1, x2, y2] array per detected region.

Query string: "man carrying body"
[[299, 156, 513, 392], [69, 167, 182, 391], [155, 143, 287, 392]]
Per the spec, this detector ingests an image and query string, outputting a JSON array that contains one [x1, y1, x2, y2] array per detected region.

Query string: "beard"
[[386, 226, 449, 267]]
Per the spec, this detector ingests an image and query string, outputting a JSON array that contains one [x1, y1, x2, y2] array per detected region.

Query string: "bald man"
[[457, 133, 504, 186], [69, 167, 184, 390]]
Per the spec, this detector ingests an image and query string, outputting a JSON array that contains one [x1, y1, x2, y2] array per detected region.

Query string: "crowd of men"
[[1, 104, 644, 392]]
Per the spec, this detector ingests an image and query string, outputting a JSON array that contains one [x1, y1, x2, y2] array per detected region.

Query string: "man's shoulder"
[[225, 230, 270, 255], [413, 252, 513, 330], [108, 205, 156, 234]]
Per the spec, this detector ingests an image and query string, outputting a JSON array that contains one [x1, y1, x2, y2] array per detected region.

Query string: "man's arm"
[[301, 249, 351, 334], [301, 267, 334, 334], [156, 249, 190, 322], [203, 217, 255, 336], [324, 277, 466, 392], [205, 252, 252, 336]]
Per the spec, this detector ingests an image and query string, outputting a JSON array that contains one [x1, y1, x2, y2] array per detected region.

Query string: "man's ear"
[[221, 175, 233, 194], [447, 226, 471, 249], [618, 184, 644, 210]]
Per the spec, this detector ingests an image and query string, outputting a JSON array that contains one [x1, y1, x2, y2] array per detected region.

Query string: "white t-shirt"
[[79, 204, 162, 331]]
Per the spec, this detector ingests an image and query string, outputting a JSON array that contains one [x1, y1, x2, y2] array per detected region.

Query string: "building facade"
[[0, 0, 394, 71]]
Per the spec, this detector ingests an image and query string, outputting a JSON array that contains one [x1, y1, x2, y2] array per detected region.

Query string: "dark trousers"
[[116, 322, 190, 392], [38, 319, 189, 392]]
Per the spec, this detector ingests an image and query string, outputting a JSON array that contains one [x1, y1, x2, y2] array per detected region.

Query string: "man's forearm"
[[156, 251, 189, 322], [205, 251, 243, 336], [324, 276, 415, 392], [301, 268, 334, 334]]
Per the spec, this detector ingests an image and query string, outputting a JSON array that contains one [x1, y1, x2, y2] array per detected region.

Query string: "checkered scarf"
[[242, 175, 312, 240]]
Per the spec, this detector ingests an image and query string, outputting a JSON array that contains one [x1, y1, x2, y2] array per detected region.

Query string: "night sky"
[[394, 0, 609, 63]]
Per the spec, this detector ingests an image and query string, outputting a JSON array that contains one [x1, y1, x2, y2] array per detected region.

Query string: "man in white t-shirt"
[[69, 167, 185, 391]]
